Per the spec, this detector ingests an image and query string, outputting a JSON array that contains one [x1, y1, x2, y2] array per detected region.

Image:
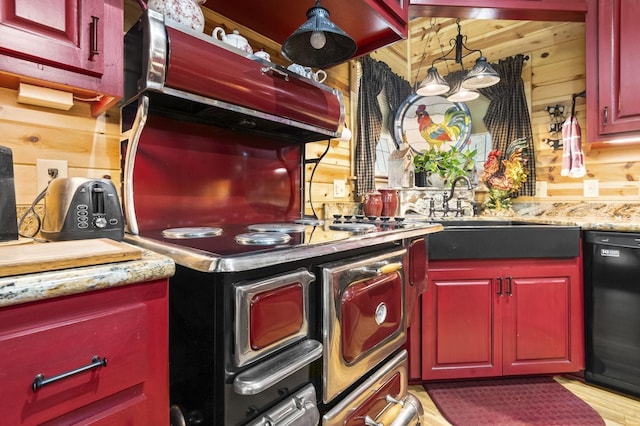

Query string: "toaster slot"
[[91, 185, 105, 215]]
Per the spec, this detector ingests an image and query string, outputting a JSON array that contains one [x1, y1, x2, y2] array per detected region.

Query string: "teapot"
[[253, 49, 271, 61], [212, 27, 253, 54], [287, 64, 327, 83], [147, 0, 205, 32]]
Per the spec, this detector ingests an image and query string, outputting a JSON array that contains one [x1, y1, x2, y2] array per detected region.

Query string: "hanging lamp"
[[416, 19, 500, 97], [281, 0, 357, 69], [416, 67, 450, 96]]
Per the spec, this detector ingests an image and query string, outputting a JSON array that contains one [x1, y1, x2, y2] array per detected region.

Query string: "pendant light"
[[462, 56, 500, 89], [416, 67, 450, 96], [446, 75, 480, 102], [282, 0, 357, 69], [447, 87, 479, 102], [416, 19, 500, 97]]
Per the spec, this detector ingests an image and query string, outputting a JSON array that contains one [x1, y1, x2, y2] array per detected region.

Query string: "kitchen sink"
[[425, 218, 581, 259]]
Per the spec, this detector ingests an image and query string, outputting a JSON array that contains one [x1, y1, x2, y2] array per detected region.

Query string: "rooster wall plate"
[[394, 94, 472, 153]]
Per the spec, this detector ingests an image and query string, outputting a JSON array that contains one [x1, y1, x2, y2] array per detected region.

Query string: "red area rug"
[[424, 376, 605, 426]]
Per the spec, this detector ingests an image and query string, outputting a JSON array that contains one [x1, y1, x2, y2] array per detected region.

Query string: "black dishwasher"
[[584, 231, 640, 398]]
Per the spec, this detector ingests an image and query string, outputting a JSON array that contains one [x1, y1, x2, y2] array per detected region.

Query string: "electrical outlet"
[[36, 159, 68, 193], [536, 181, 548, 197], [583, 179, 599, 197], [333, 179, 346, 198]]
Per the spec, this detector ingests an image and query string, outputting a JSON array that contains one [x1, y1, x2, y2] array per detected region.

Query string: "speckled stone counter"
[[329, 199, 640, 232], [416, 201, 640, 232], [0, 247, 175, 308], [512, 201, 640, 232]]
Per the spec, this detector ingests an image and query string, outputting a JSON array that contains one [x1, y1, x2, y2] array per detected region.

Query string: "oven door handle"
[[359, 261, 403, 276], [365, 393, 424, 426], [234, 339, 322, 395]]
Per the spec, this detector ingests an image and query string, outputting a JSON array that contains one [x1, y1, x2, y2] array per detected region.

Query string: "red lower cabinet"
[[0, 280, 169, 425], [414, 257, 584, 380]]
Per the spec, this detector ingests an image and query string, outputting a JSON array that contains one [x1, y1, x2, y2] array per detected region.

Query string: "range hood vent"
[[122, 10, 345, 144]]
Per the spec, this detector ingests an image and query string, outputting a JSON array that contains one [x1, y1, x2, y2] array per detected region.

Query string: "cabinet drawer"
[[0, 282, 168, 425]]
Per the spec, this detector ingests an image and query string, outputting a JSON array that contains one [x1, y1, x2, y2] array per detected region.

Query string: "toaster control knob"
[[94, 217, 108, 228]]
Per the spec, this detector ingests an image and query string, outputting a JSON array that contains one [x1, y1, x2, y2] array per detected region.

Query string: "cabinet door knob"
[[603, 106, 608, 126], [496, 277, 503, 296], [506, 276, 513, 296]]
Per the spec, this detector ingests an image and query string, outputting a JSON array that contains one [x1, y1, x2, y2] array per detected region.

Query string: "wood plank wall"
[[3, 6, 639, 221]]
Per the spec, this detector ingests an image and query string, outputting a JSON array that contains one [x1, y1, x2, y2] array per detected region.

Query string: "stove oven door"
[[232, 268, 322, 400], [322, 350, 423, 425], [233, 268, 316, 369], [321, 248, 408, 403]]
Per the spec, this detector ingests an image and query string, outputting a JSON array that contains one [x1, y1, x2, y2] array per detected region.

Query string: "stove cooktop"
[[126, 218, 439, 272]]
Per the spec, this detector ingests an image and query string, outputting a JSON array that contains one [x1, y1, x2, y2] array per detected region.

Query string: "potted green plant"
[[413, 146, 476, 187]]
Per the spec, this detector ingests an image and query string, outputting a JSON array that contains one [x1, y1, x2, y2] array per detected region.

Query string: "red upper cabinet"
[[0, 0, 123, 116], [201, 0, 409, 63], [586, 0, 640, 142]]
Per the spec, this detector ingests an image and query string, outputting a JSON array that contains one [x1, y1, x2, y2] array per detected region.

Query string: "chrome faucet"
[[445, 175, 473, 205], [429, 175, 477, 217]]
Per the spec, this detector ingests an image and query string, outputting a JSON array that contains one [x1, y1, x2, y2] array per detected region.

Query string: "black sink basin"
[[427, 219, 581, 259]]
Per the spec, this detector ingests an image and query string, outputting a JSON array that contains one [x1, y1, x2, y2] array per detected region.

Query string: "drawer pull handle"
[[496, 277, 503, 296], [90, 16, 100, 57], [32, 355, 107, 391], [506, 276, 513, 296]]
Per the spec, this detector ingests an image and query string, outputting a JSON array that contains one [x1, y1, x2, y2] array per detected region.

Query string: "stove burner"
[[247, 223, 306, 233], [162, 227, 223, 239], [329, 222, 377, 232], [294, 218, 324, 226], [235, 232, 292, 245]]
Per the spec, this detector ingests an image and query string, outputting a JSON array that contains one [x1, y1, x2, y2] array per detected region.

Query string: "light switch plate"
[[333, 179, 346, 198], [583, 179, 599, 197]]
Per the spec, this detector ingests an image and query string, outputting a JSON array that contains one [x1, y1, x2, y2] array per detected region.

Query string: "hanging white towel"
[[561, 116, 586, 178]]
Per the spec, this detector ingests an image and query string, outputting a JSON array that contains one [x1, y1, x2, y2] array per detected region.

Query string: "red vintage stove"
[[122, 10, 438, 426]]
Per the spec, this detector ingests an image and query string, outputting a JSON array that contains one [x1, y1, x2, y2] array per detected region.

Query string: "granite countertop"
[[420, 214, 640, 232], [0, 247, 175, 308], [405, 201, 640, 232]]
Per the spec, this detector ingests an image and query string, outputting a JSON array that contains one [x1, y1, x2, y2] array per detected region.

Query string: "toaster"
[[41, 177, 124, 241]]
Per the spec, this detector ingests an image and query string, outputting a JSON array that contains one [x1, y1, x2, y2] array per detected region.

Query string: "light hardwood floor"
[[410, 375, 640, 426]]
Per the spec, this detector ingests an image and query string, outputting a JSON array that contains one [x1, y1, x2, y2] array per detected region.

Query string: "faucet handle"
[[428, 198, 436, 217]]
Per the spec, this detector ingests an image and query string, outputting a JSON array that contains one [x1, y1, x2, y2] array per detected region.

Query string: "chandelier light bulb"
[[310, 31, 327, 49]]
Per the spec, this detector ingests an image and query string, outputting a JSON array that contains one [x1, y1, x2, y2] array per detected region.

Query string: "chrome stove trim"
[[157, 86, 344, 139], [245, 383, 319, 426], [234, 339, 322, 395], [321, 248, 408, 403], [124, 224, 442, 272], [139, 9, 168, 94], [233, 269, 314, 368], [122, 94, 149, 236]]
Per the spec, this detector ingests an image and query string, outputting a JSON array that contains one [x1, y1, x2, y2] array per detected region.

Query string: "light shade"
[[281, 1, 357, 69], [462, 57, 501, 89], [416, 67, 450, 97], [447, 88, 480, 102]]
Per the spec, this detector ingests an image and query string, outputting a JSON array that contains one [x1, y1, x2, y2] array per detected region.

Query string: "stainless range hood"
[[122, 9, 345, 144]]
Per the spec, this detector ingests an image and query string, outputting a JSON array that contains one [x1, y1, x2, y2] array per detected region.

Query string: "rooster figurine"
[[415, 104, 469, 149], [481, 137, 529, 213]]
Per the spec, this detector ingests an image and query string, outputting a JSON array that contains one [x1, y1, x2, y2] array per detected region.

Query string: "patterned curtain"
[[355, 56, 411, 196], [479, 54, 536, 196], [384, 73, 412, 138]]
